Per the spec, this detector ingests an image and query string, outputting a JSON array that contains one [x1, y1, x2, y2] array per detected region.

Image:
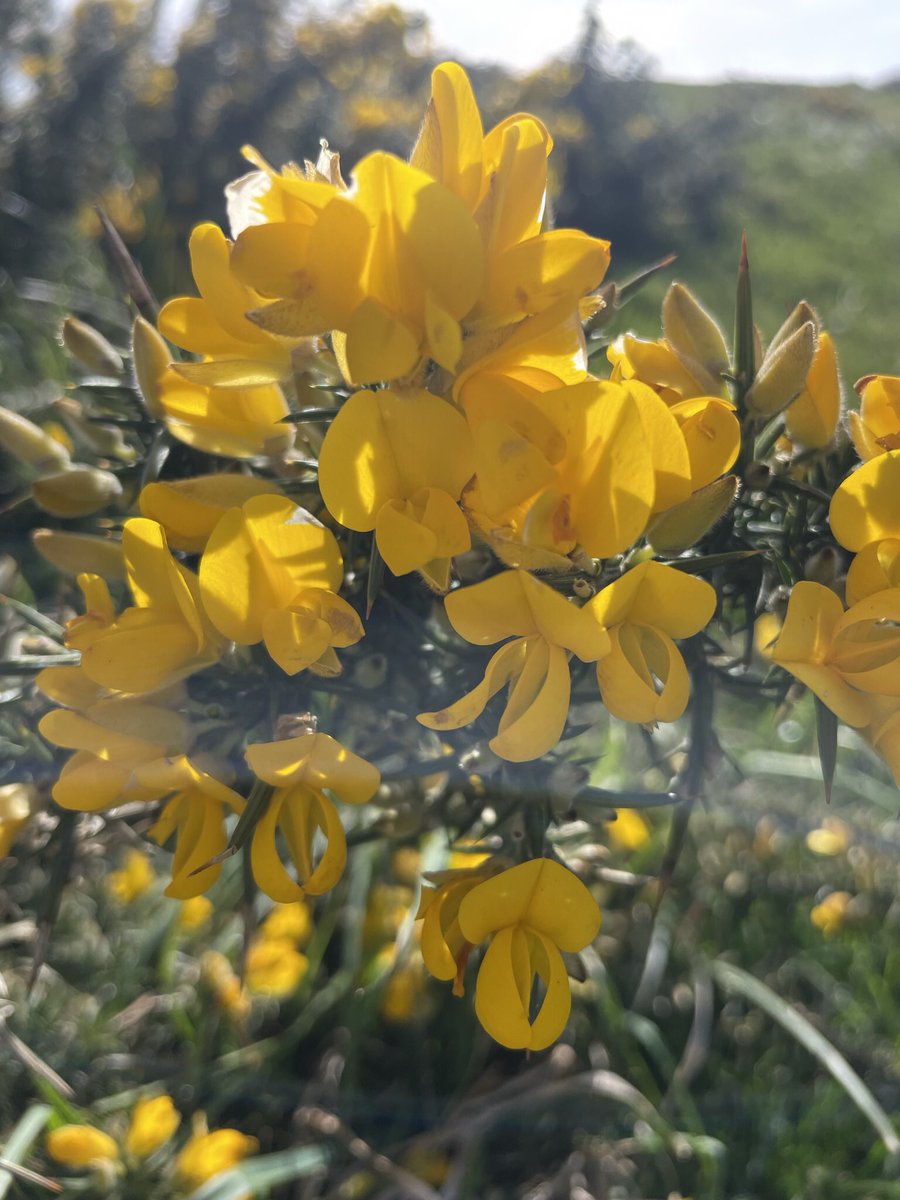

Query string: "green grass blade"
[[0, 1104, 54, 1200], [710, 959, 900, 1156]]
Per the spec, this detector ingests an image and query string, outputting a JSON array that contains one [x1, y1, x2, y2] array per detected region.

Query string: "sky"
[[379, 0, 900, 84]]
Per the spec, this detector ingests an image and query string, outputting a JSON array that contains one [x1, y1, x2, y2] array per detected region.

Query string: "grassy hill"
[[616, 80, 900, 388]]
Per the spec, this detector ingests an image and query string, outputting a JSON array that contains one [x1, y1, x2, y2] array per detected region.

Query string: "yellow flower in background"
[[848, 374, 900, 460], [588, 561, 717, 724], [810, 891, 852, 937], [125, 1095, 181, 1159], [805, 817, 850, 856], [756, 581, 900, 727], [607, 808, 651, 852], [380, 952, 429, 1023], [199, 494, 363, 676], [178, 894, 214, 931], [79, 519, 221, 694], [245, 732, 381, 901], [830, 449, 900, 552], [457, 858, 601, 1050], [201, 951, 250, 1021], [318, 387, 474, 590], [46, 1125, 119, 1168], [0, 782, 38, 858], [245, 936, 309, 996], [136, 756, 245, 898], [175, 1125, 258, 1191], [259, 900, 313, 946], [418, 570, 610, 761], [106, 848, 155, 904], [139, 474, 283, 552]]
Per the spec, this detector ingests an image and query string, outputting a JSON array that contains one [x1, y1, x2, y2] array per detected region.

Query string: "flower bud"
[[662, 282, 730, 378], [31, 528, 126, 580], [647, 475, 738, 554], [131, 315, 170, 419], [745, 321, 817, 418], [0, 406, 71, 472], [62, 316, 124, 377], [766, 300, 819, 355], [32, 465, 123, 517]]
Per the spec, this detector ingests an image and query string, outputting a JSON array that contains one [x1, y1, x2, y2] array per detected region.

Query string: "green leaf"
[[710, 959, 900, 1156], [0, 1104, 54, 1200], [732, 230, 755, 408], [0, 596, 65, 641], [814, 696, 838, 804]]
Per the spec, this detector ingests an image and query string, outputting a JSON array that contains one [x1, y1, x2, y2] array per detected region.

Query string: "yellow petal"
[[596, 624, 691, 724], [490, 639, 570, 762], [473, 925, 534, 1049], [830, 450, 900, 551], [588, 560, 716, 639], [459, 857, 600, 951], [418, 639, 526, 732]]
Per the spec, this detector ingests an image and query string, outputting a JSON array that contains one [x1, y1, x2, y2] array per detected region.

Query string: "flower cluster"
[[8, 56, 896, 1056]]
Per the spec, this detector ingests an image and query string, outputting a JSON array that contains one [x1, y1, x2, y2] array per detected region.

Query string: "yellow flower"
[[418, 570, 610, 762], [245, 936, 308, 996], [79, 519, 221, 694], [845, 538, 900, 605], [830, 449, 900, 552], [848, 374, 900, 461], [757, 581, 900, 726], [233, 151, 484, 382], [810, 891, 851, 937], [259, 900, 313, 946], [608, 332, 726, 401], [245, 733, 381, 901], [412, 63, 610, 329], [46, 1125, 119, 1168], [175, 1126, 258, 1191], [417, 862, 499, 995], [139, 474, 283, 552], [318, 387, 473, 590], [784, 331, 841, 449], [0, 782, 38, 858], [158, 222, 296, 388], [106, 848, 155, 903], [457, 858, 601, 1050], [588, 561, 717, 724], [38, 698, 190, 812], [125, 1095, 181, 1159], [154, 367, 292, 459], [137, 756, 245, 899], [461, 378, 658, 568], [199, 495, 363, 676]]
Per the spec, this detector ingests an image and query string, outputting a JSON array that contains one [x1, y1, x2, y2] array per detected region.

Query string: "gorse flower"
[[418, 569, 610, 761], [244, 732, 381, 901], [419, 858, 601, 1050]]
